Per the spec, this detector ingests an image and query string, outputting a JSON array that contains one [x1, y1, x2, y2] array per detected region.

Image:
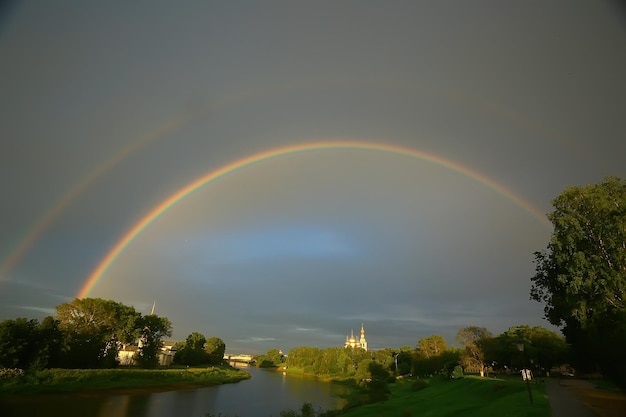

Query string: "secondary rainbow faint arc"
[[77, 140, 551, 299]]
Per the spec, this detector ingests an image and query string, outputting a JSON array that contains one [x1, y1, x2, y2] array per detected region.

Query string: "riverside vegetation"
[[0, 365, 250, 395]]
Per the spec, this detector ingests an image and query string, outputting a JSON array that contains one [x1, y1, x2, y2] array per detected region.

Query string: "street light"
[[516, 342, 533, 405]]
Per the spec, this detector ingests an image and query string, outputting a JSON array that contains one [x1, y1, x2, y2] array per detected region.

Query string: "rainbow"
[[2, 79, 577, 283], [77, 140, 551, 298]]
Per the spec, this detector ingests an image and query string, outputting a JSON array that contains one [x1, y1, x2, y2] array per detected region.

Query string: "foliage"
[[412, 336, 461, 377], [277, 402, 341, 417], [366, 362, 391, 403], [286, 346, 361, 377], [531, 177, 625, 381], [0, 365, 250, 395], [175, 332, 207, 365], [174, 333, 226, 366], [256, 348, 283, 368], [416, 335, 448, 358], [481, 325, 569, 374], [411, 378, 429, 391], [205, 337, 226, 365], [0, 298, 175, 370], [456, 326, 492, 376], [0, 318, 41, 369], [56, 298, 141, 368], [135, 315, 172, 368], [0, 317, 64, 370]]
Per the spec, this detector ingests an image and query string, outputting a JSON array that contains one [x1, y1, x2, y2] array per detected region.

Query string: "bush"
[[411, 378, 429, 391]]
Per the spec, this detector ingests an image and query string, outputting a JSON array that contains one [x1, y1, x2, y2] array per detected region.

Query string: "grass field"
[[0, 365, 250, 395], [340, 376, 550, 417]]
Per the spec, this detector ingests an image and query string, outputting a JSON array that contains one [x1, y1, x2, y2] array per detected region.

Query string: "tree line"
[[256, 324, 568, 380], [0, 298, 225, 370]]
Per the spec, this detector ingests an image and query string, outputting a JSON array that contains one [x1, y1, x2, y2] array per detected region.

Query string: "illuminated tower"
[[344, 324, 367, 351], [359, 323, 367, 351]]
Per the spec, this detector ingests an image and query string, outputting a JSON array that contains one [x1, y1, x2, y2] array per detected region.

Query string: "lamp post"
[[516, 342, 533, 405]]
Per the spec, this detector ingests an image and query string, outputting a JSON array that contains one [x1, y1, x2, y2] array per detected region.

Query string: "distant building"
[[344, 323, 368, 351], [117, 340, 177, 367]]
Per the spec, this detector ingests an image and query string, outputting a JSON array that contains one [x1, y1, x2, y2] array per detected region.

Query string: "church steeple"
[[359, 323, 367, 351], [344, 324, 367, 351]]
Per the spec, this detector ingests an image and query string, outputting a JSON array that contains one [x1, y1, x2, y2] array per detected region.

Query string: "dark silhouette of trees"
[[175, 332, 207, 365], [174, 333, 225, 365], [366, 362, 391, 403], [135, 315, 172, 368]]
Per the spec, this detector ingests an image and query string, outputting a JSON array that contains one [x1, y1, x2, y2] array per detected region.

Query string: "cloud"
[[13, 305, 56, 316]]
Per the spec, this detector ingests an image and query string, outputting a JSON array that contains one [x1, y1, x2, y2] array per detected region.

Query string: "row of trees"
[[409, 325, 568, 378], [0, 298, 224, 370], [531, 177, 626, 384], [266, 324, 567, 381]]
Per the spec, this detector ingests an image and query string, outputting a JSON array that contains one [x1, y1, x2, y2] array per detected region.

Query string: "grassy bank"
[[0, 365, 250, 395], [277, 366, 354, 383], [340, 376, 550, 417]]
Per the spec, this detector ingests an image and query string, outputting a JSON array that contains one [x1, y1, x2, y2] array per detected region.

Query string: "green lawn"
[[0, 365, 250, 395], [340, 376, 549, 417]]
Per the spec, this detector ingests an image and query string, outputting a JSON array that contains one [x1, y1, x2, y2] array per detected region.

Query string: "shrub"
[[411, 378, 429, 391]]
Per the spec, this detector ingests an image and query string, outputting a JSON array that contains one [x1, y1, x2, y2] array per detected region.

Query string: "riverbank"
[[276, 365, 355, 383], [340, 375, 550, 417], [0, 365, 250, 396]]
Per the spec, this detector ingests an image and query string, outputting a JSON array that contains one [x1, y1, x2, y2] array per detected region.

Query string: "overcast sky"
[[1, 1, 625, 354]]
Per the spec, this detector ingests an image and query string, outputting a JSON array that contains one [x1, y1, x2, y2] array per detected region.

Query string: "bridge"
[[224, 354, 256, 364]]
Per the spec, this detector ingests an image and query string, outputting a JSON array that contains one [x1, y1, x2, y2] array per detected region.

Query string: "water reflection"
[[1, 366, 348, 417]]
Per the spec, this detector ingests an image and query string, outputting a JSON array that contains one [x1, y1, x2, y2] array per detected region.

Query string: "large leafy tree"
[[174, 332, 207, 365], [416, 335, 447, 358], [413, 335, 456, 376], [56, 298, 141, 368], [531, 177, 625, 380], [205, 336, 226, 365], [456, 326, 492, 376]]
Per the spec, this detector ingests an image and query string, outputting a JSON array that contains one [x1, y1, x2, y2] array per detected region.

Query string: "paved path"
[[546, 379, 596, 417]]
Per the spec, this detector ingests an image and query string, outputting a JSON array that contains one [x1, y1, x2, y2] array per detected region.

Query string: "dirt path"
[[557, 379, 626, 417]]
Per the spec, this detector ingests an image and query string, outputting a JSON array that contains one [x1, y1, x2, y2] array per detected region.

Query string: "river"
[[1, 366, 349, 417]]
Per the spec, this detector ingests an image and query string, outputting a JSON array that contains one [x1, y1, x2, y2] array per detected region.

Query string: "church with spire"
[[344, 323, 367, 351]]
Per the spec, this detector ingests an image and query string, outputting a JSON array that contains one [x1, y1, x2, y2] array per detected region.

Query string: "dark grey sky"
[[1, 1, 625, 353]]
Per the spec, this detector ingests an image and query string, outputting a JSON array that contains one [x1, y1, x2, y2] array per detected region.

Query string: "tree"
[[0, 318, 39, 369], [175, 332, 207, 366], [256, 348, 283, 368], [456, 326, 492, 376], [417, 335, 447, 358], [366, 362, 391, 403], [32, 316, 64, 369], [531, 177, 626, 381], [56, 298, 140, 368], [205, 336, 226, 365], [413, 335, 453, 376], [135, 315, 172, 368]]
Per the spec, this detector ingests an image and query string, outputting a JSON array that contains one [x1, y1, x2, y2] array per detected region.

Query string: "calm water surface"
[[2, 366, 348, 417]]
